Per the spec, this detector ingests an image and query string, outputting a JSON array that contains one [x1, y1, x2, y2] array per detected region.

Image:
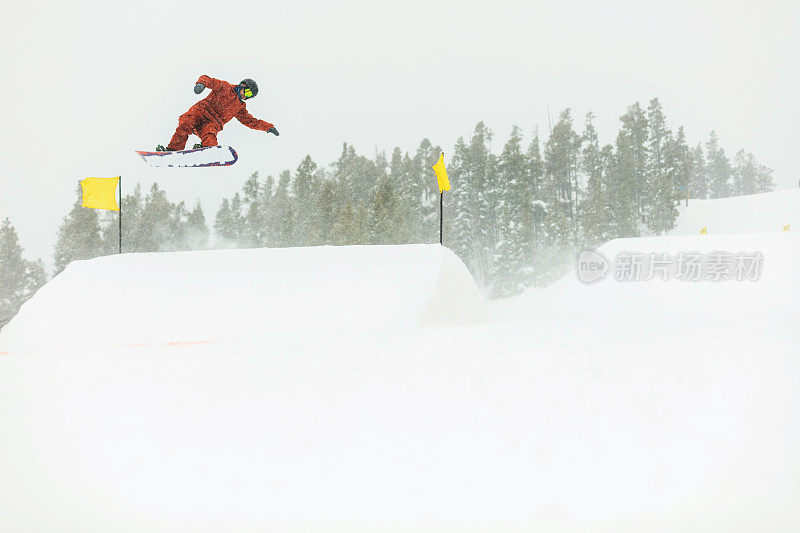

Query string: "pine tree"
[[170, 201, 191, 250], [0, 218, 29, 328], [389, 147, 419, 242], [579, 113, 610, 246], [137, 183, 185, 251], [332, 143, 378, 210], [293, 156, 320, 245], [755, 161, 776, 193], [240, 172, 268, 247], [0, 218, 46, 329], [185, 202, 210, 249], [543, 109, 580, 245], [312, 179, 337, 245], [229, 193, 245, 243], [491, 125, 528, 298], [214, 198, 236, 244], [53, 182, 104, 275], [689, 144, 708, 199], [369, 175, 404, 244], [646, 155, 679, 234], [214, 192, 246, 246], [671, 126, 692, 203], [121, 184, 146, 252], [268, 171, 294, 246], [619, 102, 649, 222], [706, 131, 732, 199], [450, 136, 475, 268], [643, 98, 677, 233], [330, 201, 366, 245], [732, 149, 758, 196], [606, 132, 639, 239], [524, 131, 547, 280], [450, 123, 498, 288], [541, 167, 573, 246]]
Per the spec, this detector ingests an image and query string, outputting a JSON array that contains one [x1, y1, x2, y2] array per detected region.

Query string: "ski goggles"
[[242, 87, 254, 99]]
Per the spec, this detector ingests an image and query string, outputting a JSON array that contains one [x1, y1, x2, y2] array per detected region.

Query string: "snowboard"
[[136, 145, 238, 167]]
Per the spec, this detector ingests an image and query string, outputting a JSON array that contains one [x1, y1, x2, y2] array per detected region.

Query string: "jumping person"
[[157, 75, 278, 152]]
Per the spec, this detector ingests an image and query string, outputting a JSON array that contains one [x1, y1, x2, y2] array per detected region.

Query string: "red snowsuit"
[[167, 75, 274, 151]]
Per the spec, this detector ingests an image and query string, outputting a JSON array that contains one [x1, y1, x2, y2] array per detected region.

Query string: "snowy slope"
[[671, 188, 800, 235], [545, 232, 798, 331], [0, 234, 799, 531]]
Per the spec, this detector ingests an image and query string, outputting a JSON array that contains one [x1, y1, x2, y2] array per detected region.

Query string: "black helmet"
[[239, 78, 258, 98]]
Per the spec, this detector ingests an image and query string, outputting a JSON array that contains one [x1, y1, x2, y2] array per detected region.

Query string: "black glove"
[[194, 83, 205, 94], [267, 126, 280, 136]]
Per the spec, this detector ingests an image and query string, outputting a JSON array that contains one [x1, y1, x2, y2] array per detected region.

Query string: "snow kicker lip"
[[135, 145, 238, 167]]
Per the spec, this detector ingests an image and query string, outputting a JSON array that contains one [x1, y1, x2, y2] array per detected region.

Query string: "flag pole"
[[439, 191, 443, 245], [118, 177, 122, 254]]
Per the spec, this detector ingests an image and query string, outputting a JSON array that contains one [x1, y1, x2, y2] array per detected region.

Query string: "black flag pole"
[[118, 177, 122, 254], [439, 191, 443, 245]]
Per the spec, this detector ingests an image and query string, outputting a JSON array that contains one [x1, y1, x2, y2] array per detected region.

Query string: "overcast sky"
[[1, 0, 798, 266]]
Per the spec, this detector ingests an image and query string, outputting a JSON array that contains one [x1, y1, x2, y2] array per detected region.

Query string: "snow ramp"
[[0, 244, 486, 352]]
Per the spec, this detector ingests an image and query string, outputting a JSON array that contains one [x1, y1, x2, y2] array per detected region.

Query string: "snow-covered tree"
[[543, 109, 580, 245], [606, 132, 640, 239], [491, 126, 528, 297], [370, 175, 405, 245], [689, 144, 708, 199], [450, 123, 498, 288], [579, 113, 610, 246], [706, 131, 732, 199], [732, 149, 758, 196], [0, 218, 47, 329], [643, 98, 678, 234], [619, 102, 649, 222], [293, 157, 321, 245], [53, 183, 104, 274], [184, 201, 210, 249], [755, 161, 776, 193]]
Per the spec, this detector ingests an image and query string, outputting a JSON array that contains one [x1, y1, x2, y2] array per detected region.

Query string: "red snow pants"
[[167, 109, 221, 151]]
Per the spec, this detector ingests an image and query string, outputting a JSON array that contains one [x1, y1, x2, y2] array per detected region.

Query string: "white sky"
[[1, 0, 798, 266]]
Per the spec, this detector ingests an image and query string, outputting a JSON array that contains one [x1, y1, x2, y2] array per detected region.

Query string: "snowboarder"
[[156, 76, 279, 152]]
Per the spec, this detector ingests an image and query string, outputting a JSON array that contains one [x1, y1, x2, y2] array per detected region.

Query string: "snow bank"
[[0, 244, 486, 352], [0, 230, 798, 532], [671, 188, 800, 235], [542, 232, 799, 336]]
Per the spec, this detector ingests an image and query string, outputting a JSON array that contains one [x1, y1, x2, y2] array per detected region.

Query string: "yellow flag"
[[700, 226, 707, 234], [81, 177, 120, 211], [433, 152, 450, 192], [783, 224, 791, 232]]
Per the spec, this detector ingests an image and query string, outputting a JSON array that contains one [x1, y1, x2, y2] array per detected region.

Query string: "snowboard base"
[[136, 145, 238, 167]]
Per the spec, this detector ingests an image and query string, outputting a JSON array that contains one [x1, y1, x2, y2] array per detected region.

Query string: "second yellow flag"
[[433, 152, 450, 192]]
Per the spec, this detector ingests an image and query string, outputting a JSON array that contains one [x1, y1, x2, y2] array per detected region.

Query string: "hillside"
[[670, 188, 799, 236], [0, 193, 798, 532]]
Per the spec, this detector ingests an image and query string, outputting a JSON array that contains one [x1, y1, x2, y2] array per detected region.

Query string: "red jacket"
[[191, 75, 273, 132]]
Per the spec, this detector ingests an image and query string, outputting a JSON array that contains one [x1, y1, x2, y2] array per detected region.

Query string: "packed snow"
[[670, 188, 799, 236], [1, 192, 799, 532]]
